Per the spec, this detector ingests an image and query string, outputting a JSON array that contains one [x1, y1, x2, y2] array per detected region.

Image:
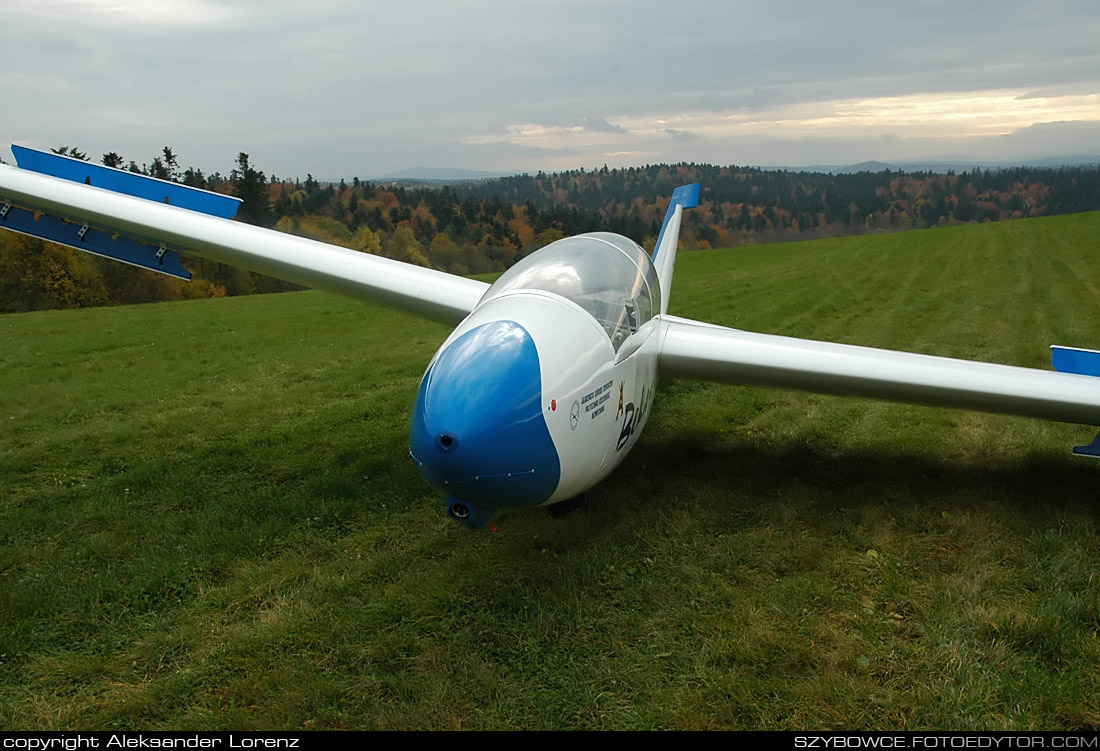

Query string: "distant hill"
[[373, 167, 516, 182], [792, 156, 1100, 174]]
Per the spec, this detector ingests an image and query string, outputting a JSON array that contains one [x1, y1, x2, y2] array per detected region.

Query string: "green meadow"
[[2, 212, 1099, 730]]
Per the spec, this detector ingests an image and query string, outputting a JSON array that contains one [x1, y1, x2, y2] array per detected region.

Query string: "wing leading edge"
[[659, 316, 1100, 427], [0, 156, 487, 324]]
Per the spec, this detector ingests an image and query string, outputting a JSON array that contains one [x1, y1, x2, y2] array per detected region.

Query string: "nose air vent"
[[436, 431, 458, 453]]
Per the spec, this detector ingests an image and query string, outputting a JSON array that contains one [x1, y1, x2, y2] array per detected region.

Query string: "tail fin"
[[651, 183, 700, 315]]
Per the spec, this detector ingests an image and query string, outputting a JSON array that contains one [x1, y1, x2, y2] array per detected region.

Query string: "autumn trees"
[[2, 144, 1097, 313]]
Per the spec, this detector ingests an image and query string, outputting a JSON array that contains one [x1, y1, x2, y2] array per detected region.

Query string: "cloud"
[[663, 129, 698, 142], [576, 118, 626, 134], [7, 0, 243, 26], [1, 1, 1097, 175], [0, 72, 78, 94]]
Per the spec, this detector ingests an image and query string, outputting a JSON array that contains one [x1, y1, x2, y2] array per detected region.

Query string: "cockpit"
[[480, 232, 662, 351]]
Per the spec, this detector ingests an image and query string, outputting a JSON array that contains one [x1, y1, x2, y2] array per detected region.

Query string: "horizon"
[[357, 155, 1100, 184], [6, 141, 1098, 186]]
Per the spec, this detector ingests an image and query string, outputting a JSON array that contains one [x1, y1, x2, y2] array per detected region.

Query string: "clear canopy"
[[482, 232, 661, 351]]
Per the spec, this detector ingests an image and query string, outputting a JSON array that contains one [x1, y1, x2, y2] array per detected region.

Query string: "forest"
[[1, 145, 1098, 313]]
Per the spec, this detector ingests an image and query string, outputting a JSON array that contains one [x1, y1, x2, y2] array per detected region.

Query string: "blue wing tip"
[[11, 144, 241, 219], [1051, 345, 1100, 378]]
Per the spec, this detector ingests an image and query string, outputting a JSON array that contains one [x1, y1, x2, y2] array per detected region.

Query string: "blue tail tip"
[[671, 183, 700, 209]]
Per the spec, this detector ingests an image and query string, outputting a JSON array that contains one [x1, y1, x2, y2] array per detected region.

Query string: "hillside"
[[2, 212, 1099, 729], [4, 150, 1098, 314]]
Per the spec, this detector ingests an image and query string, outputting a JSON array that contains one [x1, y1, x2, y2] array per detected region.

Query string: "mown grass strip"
[[2, 213, 1099, 729]]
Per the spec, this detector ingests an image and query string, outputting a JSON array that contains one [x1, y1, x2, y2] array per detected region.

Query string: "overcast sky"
[[2, 0, 1098, 178]]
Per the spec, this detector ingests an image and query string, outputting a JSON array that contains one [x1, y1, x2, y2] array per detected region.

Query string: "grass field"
[[2, 213, 1100, 730]]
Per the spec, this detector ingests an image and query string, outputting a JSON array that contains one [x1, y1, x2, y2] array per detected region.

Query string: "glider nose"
[[409, 320, 561, 527]]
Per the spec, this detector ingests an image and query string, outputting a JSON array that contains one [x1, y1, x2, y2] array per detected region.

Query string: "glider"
[[3, 145, 1100, 528]]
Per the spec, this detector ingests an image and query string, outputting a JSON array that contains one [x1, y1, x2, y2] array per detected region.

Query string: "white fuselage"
[[409, 233, 662, 527]]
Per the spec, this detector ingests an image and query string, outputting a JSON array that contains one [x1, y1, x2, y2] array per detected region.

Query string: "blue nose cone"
[[410, 321, 561, 525]]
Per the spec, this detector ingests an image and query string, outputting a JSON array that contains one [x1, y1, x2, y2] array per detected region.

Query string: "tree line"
[[1, 146, 1097, 313]]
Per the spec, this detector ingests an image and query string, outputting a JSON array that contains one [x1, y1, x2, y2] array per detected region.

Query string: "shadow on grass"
[[601, 432, 1099, 530]]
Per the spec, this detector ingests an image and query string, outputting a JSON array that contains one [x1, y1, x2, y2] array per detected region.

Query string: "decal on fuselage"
[[616, 383, 653, 452], [580, 379, 614, 421]]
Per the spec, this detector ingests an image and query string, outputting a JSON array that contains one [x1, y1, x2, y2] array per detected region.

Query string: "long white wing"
[[659, 315, 1100, 427], [8, 154, 1100, 430], [0, 154, 487, 324]]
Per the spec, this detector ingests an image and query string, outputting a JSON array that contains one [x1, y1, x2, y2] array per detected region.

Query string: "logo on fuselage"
[[616, 383, 653, 452]]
